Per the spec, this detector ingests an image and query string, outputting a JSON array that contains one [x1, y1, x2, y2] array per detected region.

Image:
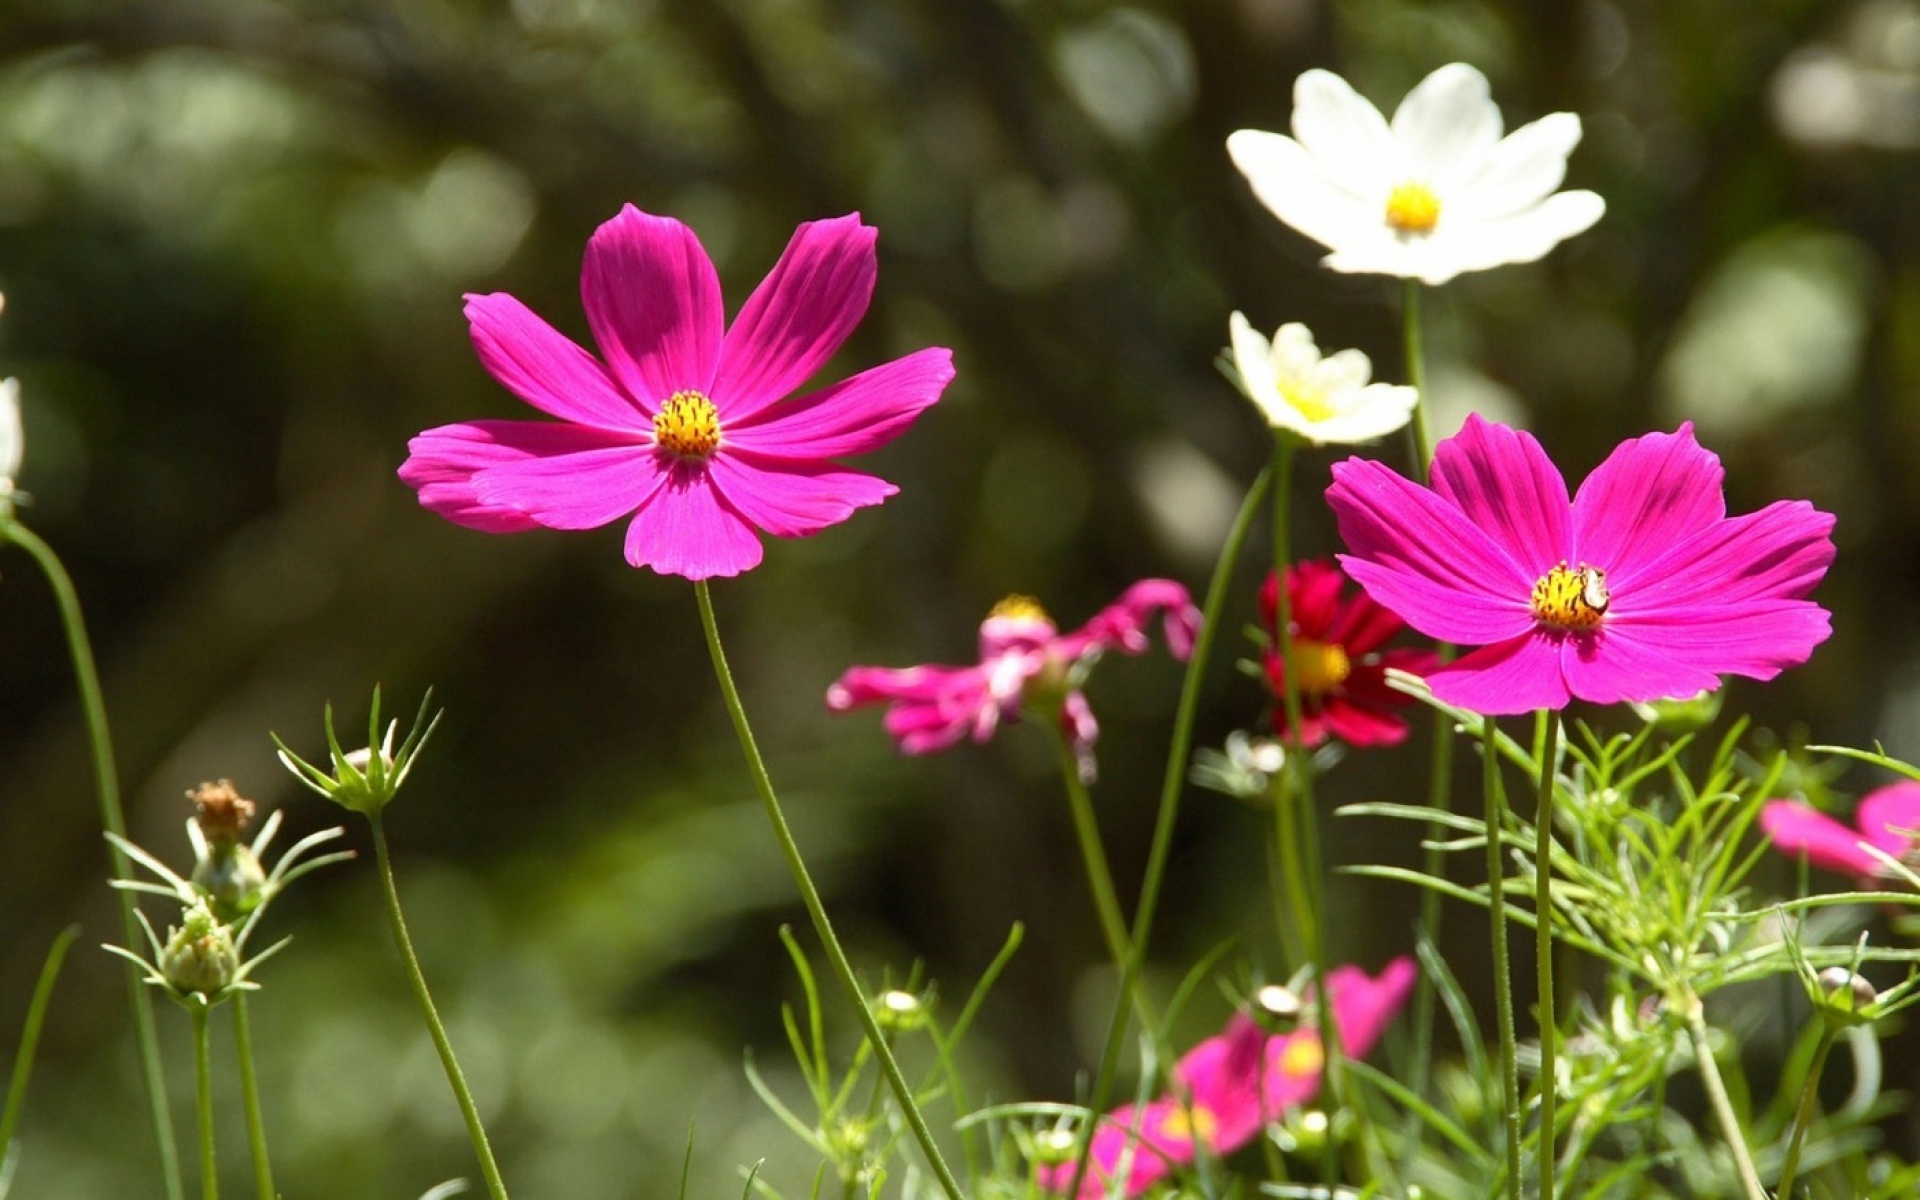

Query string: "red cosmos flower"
[[1260, 559, 1437, 747]]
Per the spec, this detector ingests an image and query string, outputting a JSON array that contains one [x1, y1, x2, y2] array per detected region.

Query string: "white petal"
[[1290, 69, 1398, 194], [0, 378, 20, 483], [1392, 63, 1503, 187], [1316, 348, 1375, 396], [1321, 236, 1459, 285], [1455, 112, 1585, 219], [1440, 191, 1606, 276], [1307, 385, 1419, 444], [1228, 313, 1282, 418], [1228, 130, 1378, 253]]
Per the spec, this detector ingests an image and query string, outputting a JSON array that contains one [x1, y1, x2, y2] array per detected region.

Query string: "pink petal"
[[1558, 624, 1725, 708], [725, 347, 954, 459], [1760, 801, 1883, 876], [1055, 579, 1201, 662], [1282, 560, 1346, 639], [706, 450, 896, 538], [1614, 500, 1837, 613], [1603, 601, 1832, 684], [471, 438, 665, 531], [1330, 956, 1418, 1057], [622, 461, 764, 579], [711, 215, 878, 419], [405, 420, 649, 532], [1319, 696, 1412, 747], [1329, 457, 1536, 645], [581, 205, 724, 406], [1570, 425, 1725, 577], [827, 664, 954, 710], [1856, 782, 1920, 860], [464, 292, 648, 430], [1425, 632, 1571, 714], [1429, 415, 1571, 576], [1061, 690, 1100, 783]]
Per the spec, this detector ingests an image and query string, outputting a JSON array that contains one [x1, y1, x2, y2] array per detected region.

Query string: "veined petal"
[[470, 436, 665, 531], [582, 205, 724, 405], [464, 292, 647, 430], [1618, 500, 1836, 612], [712, 215, 878, 420], [706, 451, 896, 538], [1571, 424, 1726, 581], [1289, 69, 1398, 195], [1228, 130, 1381, 255], [1560, 624, 1725, 706], [1857, 783, 1920, 860], [1430, 414, 1572, 575], [623, 461, 764, 579], [1604, 600, 1831, 682], [400, 420, 624, 532], [1426, 633, 1571, 714], [1329, 457, 1536, 644], [725, 347, 953, 459], [1759, 802, 1884, 877], [1391, 64, 1503, 188], [1455, 112, 1585, 219]]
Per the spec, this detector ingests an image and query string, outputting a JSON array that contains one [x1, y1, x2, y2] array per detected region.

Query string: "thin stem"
[[1402, 278, 1433, 484], [1, 522, 184, 1200], [1484, 717, 1521, 1200], [1267, 439, 1324, 970], [1049, 730, 1153, 1028], [1534, 714, 1561, 1200], [0, 926, 78, 1157], [1685, 1004, 1769, 1200], [231, 996, 275, 1200], [1775, 1026, 1836, 1199], [1067, 467, 1272, 1200], [693, 581, 964, 1200], [369, 816, 511, 1200], [193, 1005, 217, 1200]]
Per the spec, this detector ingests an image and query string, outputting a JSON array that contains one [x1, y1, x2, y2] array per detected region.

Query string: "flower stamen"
[[1288, 639, 1352, 694], [1154, 1104, 1218, 1145], [988, 594, 1051, 625], [653, 390, 722, 459], [1532, 562, 1609, 632], [1385, 182, 1441, 234]]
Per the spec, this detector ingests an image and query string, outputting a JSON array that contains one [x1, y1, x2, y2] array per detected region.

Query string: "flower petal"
[[1425, 633, 1572, 714], [469, 438, 665, 531], [1391, 64, 1503, 188], [706, 450, 896, 538], [1603, 600, 1832, 683], [711, 214, 878, 419], [725, 347, 953, 459], [464, 292, 647, 430], [1329, 957, 1418, 1057], [1429, 191, 1606, 278], [1456, 112, 1585, 218], [1319, 696, 1412, 746], [1227, 129, 1379, 255], [1430, 414, 1571, 576], [1289, 69, 1397, 196], [1759, 801, 1884, 877], [1560, 624, 1725, 706], [1328, 457, 1536, 644], [1856, 783, 1920, 860], [581, 205, 724, 405], [400, 420, 624, 533], [1615, 500, 1836, 613], [622, 461, 764, 578], [1571, 424, 1726, 581]]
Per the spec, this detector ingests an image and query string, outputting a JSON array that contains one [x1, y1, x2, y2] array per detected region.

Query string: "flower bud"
[[875, 989, 926, 1034], [1814, 966, 1878, 1028], [160, 901, 239, 999], [1254, 983, 1304, 1032], [1027, 1126, 1079, 1167], [276, 688, 440, 818]]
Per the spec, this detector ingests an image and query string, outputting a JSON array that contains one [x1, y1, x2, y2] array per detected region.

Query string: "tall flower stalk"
[[1533, 714, 1562, 1200]]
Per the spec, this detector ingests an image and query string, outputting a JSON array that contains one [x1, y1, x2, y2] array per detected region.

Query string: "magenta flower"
[[1040, 958, 1416, 1198], [1326, 415, 1835, 715], [399, 205, 954, 579], [826, 581, 1199, 783], [1761, 783, 1920, 881], [1260, 559, 1438, 748]]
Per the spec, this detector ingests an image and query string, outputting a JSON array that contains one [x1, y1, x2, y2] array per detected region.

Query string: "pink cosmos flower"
[[1041, 957, 1416, 1198], [1761, 782, 1920, 881], [826, 581, 1200, 783], [1325, 415, 1836, 716], [1260, 559, 1438, 747], [399, 205, 954, 579]]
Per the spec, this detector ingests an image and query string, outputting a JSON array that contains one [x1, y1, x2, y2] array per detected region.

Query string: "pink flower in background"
[[827, 581, 1199, 783], [1326, 415, 1835, 716], [400, 205, 954, 579], [1260, 559, 1437, 747], [1041, 958, 1416, 1198], [1761, 782, 1920, 880]]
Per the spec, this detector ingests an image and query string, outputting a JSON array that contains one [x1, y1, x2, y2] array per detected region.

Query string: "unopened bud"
[[1029, 1127, 1079, 1166], [1818, 967, 1877, 1011], [1255, 984, 1304, 1032], [160, 902, 239, 998], [875, 989, 925, 1034]]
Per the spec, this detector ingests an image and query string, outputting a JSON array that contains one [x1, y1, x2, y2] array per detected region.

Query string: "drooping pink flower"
[[1325, 415, 1835, 716], [1761, 782, 1920, 880], [1040, 958, 1416, 1198], [1260, 559, 1438, 747], [399, 205, 954, 579], [827, 581, 1199, 783]]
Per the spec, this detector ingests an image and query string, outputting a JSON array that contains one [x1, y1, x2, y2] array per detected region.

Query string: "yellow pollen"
[[1282, 385, 1336, 424], [988, 594, 1051, 624], [1288, 639, 1352, 695], [1385, 182, 1442, 234], [1531, 562, 1610, 632], [1280, 1033, 1325, 1080], [653, 390, 721, 459], [1155, 1104, 1218, 1145]]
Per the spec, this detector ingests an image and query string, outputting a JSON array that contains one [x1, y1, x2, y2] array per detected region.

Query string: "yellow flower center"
[[653, 391, 721, 459], [1281, 385, 1336, 424], [1385, 182, 1442, 234], [1278, 1033, 1325, 1080], [1531, 562, 1610, 632], [1288, 639, 1352, 695], [1154, 1104, 1218, 1145], [988, 594, 1051, 624]]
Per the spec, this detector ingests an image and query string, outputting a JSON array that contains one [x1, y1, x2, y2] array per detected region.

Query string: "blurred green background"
[[2, 0, 1917, 1195]]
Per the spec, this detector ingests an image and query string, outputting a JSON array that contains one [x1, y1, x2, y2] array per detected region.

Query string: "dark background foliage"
[[0, 0, 1915, 1195]]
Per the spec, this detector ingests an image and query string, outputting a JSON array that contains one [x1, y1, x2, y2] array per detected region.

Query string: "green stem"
[[1484, 717, 1521, 1200], [0, 926, 79, 1158], [1685, 1004, 1769, 1200], [1534, 715, 1561, 1200], [693, 581, 964, 1200], [1050, 731, 1153, 1028], [232, 996, 275, 1200], [193, 1005, 217, 1200], [1066, 467, 1272, 1200], [1, 522, 184, 1200], [1776, 1027, 1835, 1199], [369, 816, 511, 1200], [1402, 279, 1433, 484], [1267, 439, 1323, 970]]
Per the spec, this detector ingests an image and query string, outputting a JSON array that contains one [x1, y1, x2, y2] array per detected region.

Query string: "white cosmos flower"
[[1227, 63, 1605, 286], [0, 378, 20, 519], [1228, 314, 1416, 445]]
